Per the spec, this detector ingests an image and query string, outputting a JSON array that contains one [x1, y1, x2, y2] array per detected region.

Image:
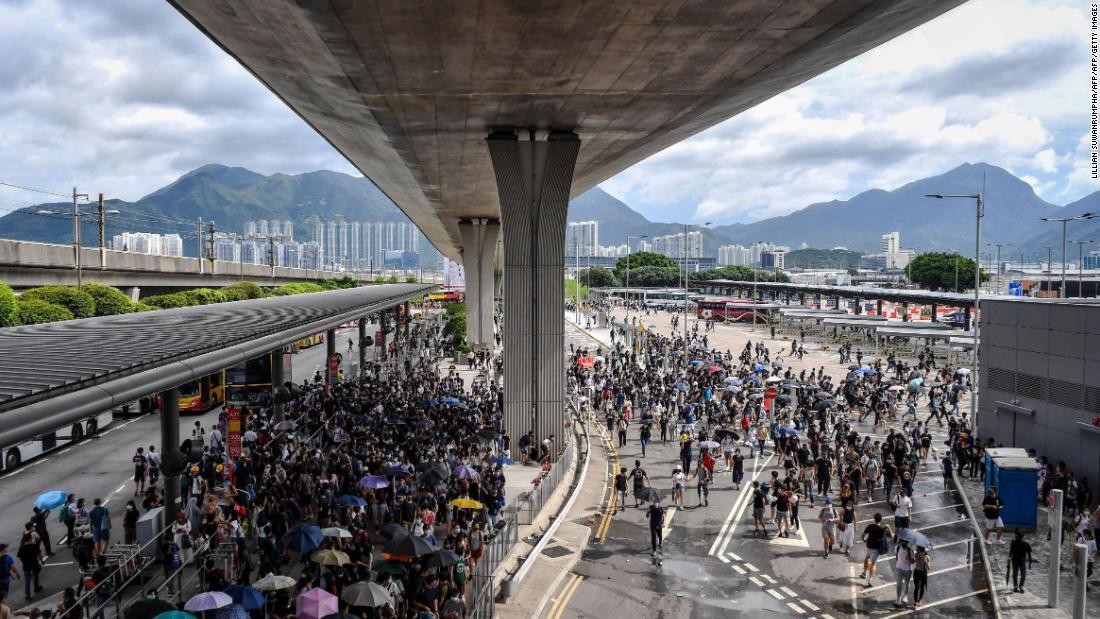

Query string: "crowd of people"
[[6, 316, 543, 619]]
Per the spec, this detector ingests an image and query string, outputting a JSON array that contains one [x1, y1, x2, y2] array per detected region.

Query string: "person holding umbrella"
[[647, 499, 666, 556]]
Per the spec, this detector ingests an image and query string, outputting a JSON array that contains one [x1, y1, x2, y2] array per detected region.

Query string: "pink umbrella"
[[296, 588, 339, 619], [706, 365, 722, 373]]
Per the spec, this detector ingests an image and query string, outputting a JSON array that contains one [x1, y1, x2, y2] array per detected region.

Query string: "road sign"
[[766, 386, 778, 399], [226, 406, 242, 458], [328, 353, 340, 384]]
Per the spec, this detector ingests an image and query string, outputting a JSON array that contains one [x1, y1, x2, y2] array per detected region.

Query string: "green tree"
[[564, 279, 588, 299], [274, 282, 325, 296], [221, 281, 268, 301], [613, 252, 677, 283], [405, 276, 419, 283], [908, 252, 985, 291], [181, 288, 226, 305], [0, 282, 19, 327], [18, 298, 74, 324], [142, 292, 194, 309], [625, 265, 681, 287], [83, 284, 135, 316], [578, 267, 619, 288], [21, 285, 95, 319]]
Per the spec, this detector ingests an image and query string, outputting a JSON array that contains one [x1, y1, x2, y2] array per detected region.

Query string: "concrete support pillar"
[[358, 318, 368, 372], [459, 219, 500, 349], [854, 298, 862, 314], [798, 293, 805, 306], [488, 129, 580, 445], [379, 311, 389, 361], [326, 328, 337, 382], [931, 303, 939, 322], [271, 350, 285, 423], [124, 287, 140, 302], [877, 299, 884, 317], [159, 387, 180, 513], [964, 307, 972, 331]]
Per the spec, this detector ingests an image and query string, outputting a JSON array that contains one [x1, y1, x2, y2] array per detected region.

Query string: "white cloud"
[[1031, 148, 1059, 174]]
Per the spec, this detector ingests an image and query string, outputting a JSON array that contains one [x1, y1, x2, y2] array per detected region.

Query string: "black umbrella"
[[714, 429, 741, 442], [776, 395, 792, 405], [426, 549, 460, 569], [382, 533, 434, 557], [476, 427, 499, 441], [636, 487, 661, 503], [377, 523, 410, 542], [125, 599, 174, 619], [419, 469, 449, 488], [848, 364, 860, 370], [813, 400, 835, 412]]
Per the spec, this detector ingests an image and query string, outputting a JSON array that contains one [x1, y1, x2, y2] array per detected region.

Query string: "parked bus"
[[695, 298, 766, 322], [178, 372, 226, 413], [1, 410, 113, 471], [294, 332, 324, 349], [226, 352, 291, 406]]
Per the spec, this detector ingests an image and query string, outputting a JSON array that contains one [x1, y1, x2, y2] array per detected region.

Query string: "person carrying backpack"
[[0, 544, 20, 601]]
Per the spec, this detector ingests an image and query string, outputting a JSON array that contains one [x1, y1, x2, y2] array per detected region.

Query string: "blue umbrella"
[[778, 427, 801, 438], [360, 475, 390, 489], [385, 418, 407, 426], [488, 457, 514, 465], [34, 490, 68, 511], [674, 383, 688, 391], [384, 465, 408, 476], [441, 396, 461, 405], [724, 378, 742, 386], [690, 359, 703, 366], [858, 368, 877, 375], [753, 363, 767, 372], [224, 586, 266, 611], [282, 524, 324, 554], [335, 495, 366, 507], [744, 375, 763, 386], [212, 604, 250, 619]]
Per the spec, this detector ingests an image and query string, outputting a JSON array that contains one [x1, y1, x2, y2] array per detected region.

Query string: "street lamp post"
[[752, 240, 763, 328], [1072, 240, 1094, 297], [683, 223, 710, 358], [625, 235, 648, 321], [925, 191, 983, 428], [1041, 213, 1096, 298]]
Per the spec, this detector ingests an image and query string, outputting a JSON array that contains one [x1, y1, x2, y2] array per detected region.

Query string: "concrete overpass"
[[169, 0, 966, 442], [0, 238, 437, 296]]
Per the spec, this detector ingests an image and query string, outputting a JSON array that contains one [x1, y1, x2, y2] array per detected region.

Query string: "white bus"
[[1, 409, 114, 472]]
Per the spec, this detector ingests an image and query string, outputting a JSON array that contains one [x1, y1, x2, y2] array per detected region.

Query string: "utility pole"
[[97, 193, 107, 269], [1045, 246, 1054, 297], [1073, 240, 1094, 298], [269, 236, 277, 279], [198, 217, 204, 274], [71, 187, 88, 287], [207, 221, 216, 275]]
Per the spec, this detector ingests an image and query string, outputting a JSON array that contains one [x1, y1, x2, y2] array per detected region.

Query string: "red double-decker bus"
[[696, 298, 767, 322]]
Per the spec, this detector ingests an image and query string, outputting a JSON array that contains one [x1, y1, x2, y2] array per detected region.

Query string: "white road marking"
[[876, 538, 972, 563], [731, 564, 746, 574], [766, 589, 785, 600], [786, 601, 806, 614], [57, 448, 71, 455], [102, 499, 110, 506], [911, 519, 970, 533], [24, 458, 48, 469], [717, 554, 730, 563], [715, 453, 775, 556], [1, 469, 24, 479], [876, 589, 987, 619], [78, 439, 91, 446], [861, 563, 974, 593], [662, 506, 677, 539], [857, 503, 962, 524], [801, 600, 820, 611], [862, 489, 950, 507], [849, 564, 860, 619], [743, 562, 759, 572], [728, 552, 742, 561], [770, 525, 810, 548], [43, 561, 75, 567], [115, 484, 126, 493], [749, 576, 764, 587], [779, 586, 797, 597]]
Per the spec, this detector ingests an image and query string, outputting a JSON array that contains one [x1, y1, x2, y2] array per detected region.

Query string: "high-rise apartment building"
[[566, 221, 599, 257]]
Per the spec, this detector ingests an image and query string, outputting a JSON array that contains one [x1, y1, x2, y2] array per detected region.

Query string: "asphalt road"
[[550, 319, 994, 618], [0, 324, 369, 606]]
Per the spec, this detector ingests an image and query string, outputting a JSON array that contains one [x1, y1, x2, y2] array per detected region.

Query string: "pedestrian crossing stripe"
[[717, 554, 730, 563], [786, 602, 806, 614], [801, 600, 820, 611], [743, 562, 759, 572], [761, 574, 776, 583], [749, 576, 765, 587], [766, 589, 785, 600], [731, 564, 746, 574], [768, 525, 810, 548], [779, 586, 797, 597]]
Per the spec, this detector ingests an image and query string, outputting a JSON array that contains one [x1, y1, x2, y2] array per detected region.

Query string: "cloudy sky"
[[0, 0, 1095, 225]]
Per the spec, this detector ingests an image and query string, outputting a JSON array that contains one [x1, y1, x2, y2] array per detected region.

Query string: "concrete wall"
[[0, 238, 438, 293], [978, 298, 1100, 497]]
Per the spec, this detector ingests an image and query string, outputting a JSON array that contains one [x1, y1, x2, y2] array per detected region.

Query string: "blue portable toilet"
[[983, 448, 1028, 493], [988, 457, 1040, 529]]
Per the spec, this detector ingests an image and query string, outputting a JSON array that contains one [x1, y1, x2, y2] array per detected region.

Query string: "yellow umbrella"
[[450, 498, 484, 510], [311, 549, 351, 566]]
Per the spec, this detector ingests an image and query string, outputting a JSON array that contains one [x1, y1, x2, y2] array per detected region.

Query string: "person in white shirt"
[[894, 540, 915, 608], [893, 489, 913, 530]]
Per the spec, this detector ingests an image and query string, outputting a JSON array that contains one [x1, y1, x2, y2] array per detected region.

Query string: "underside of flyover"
[[168, 0, 965, 442]]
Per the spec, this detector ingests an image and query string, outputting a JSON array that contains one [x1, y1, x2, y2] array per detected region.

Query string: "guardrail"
[[950, 466, 1003, 617], [467, 400, 583, 618]]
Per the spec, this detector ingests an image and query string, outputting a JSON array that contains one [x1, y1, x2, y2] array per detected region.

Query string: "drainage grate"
[[542, 544, 572, 558]]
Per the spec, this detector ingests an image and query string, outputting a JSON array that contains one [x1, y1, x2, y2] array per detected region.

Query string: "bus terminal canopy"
[[706, 280, 982, 308], [0, 283, 432, 449]]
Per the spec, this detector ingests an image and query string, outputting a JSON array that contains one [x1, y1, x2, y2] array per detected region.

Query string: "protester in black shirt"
[[1008, 530, 1033, 593]]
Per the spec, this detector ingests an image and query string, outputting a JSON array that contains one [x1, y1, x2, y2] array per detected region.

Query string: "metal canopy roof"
[[0, 283, 431, 449], [708, 280, 982, 307]]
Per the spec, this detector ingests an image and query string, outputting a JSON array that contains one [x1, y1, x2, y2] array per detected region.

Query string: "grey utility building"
[[979, 298, 1100, 497]]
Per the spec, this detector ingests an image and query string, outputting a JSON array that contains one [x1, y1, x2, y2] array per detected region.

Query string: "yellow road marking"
[[547, 573, 584, 619]]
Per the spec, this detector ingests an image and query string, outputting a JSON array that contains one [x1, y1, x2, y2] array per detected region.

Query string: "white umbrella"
[[185, 592, 233, 612], [253, 573, 296, 591], [321, 527, 353, 539]]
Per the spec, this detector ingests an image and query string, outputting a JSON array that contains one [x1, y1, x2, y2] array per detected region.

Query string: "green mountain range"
[[0, 164, 415, 256]]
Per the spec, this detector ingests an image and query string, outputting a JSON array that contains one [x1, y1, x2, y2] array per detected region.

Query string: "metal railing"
[[950, 466, 1003, 617], [465, 403, 582, 618]]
